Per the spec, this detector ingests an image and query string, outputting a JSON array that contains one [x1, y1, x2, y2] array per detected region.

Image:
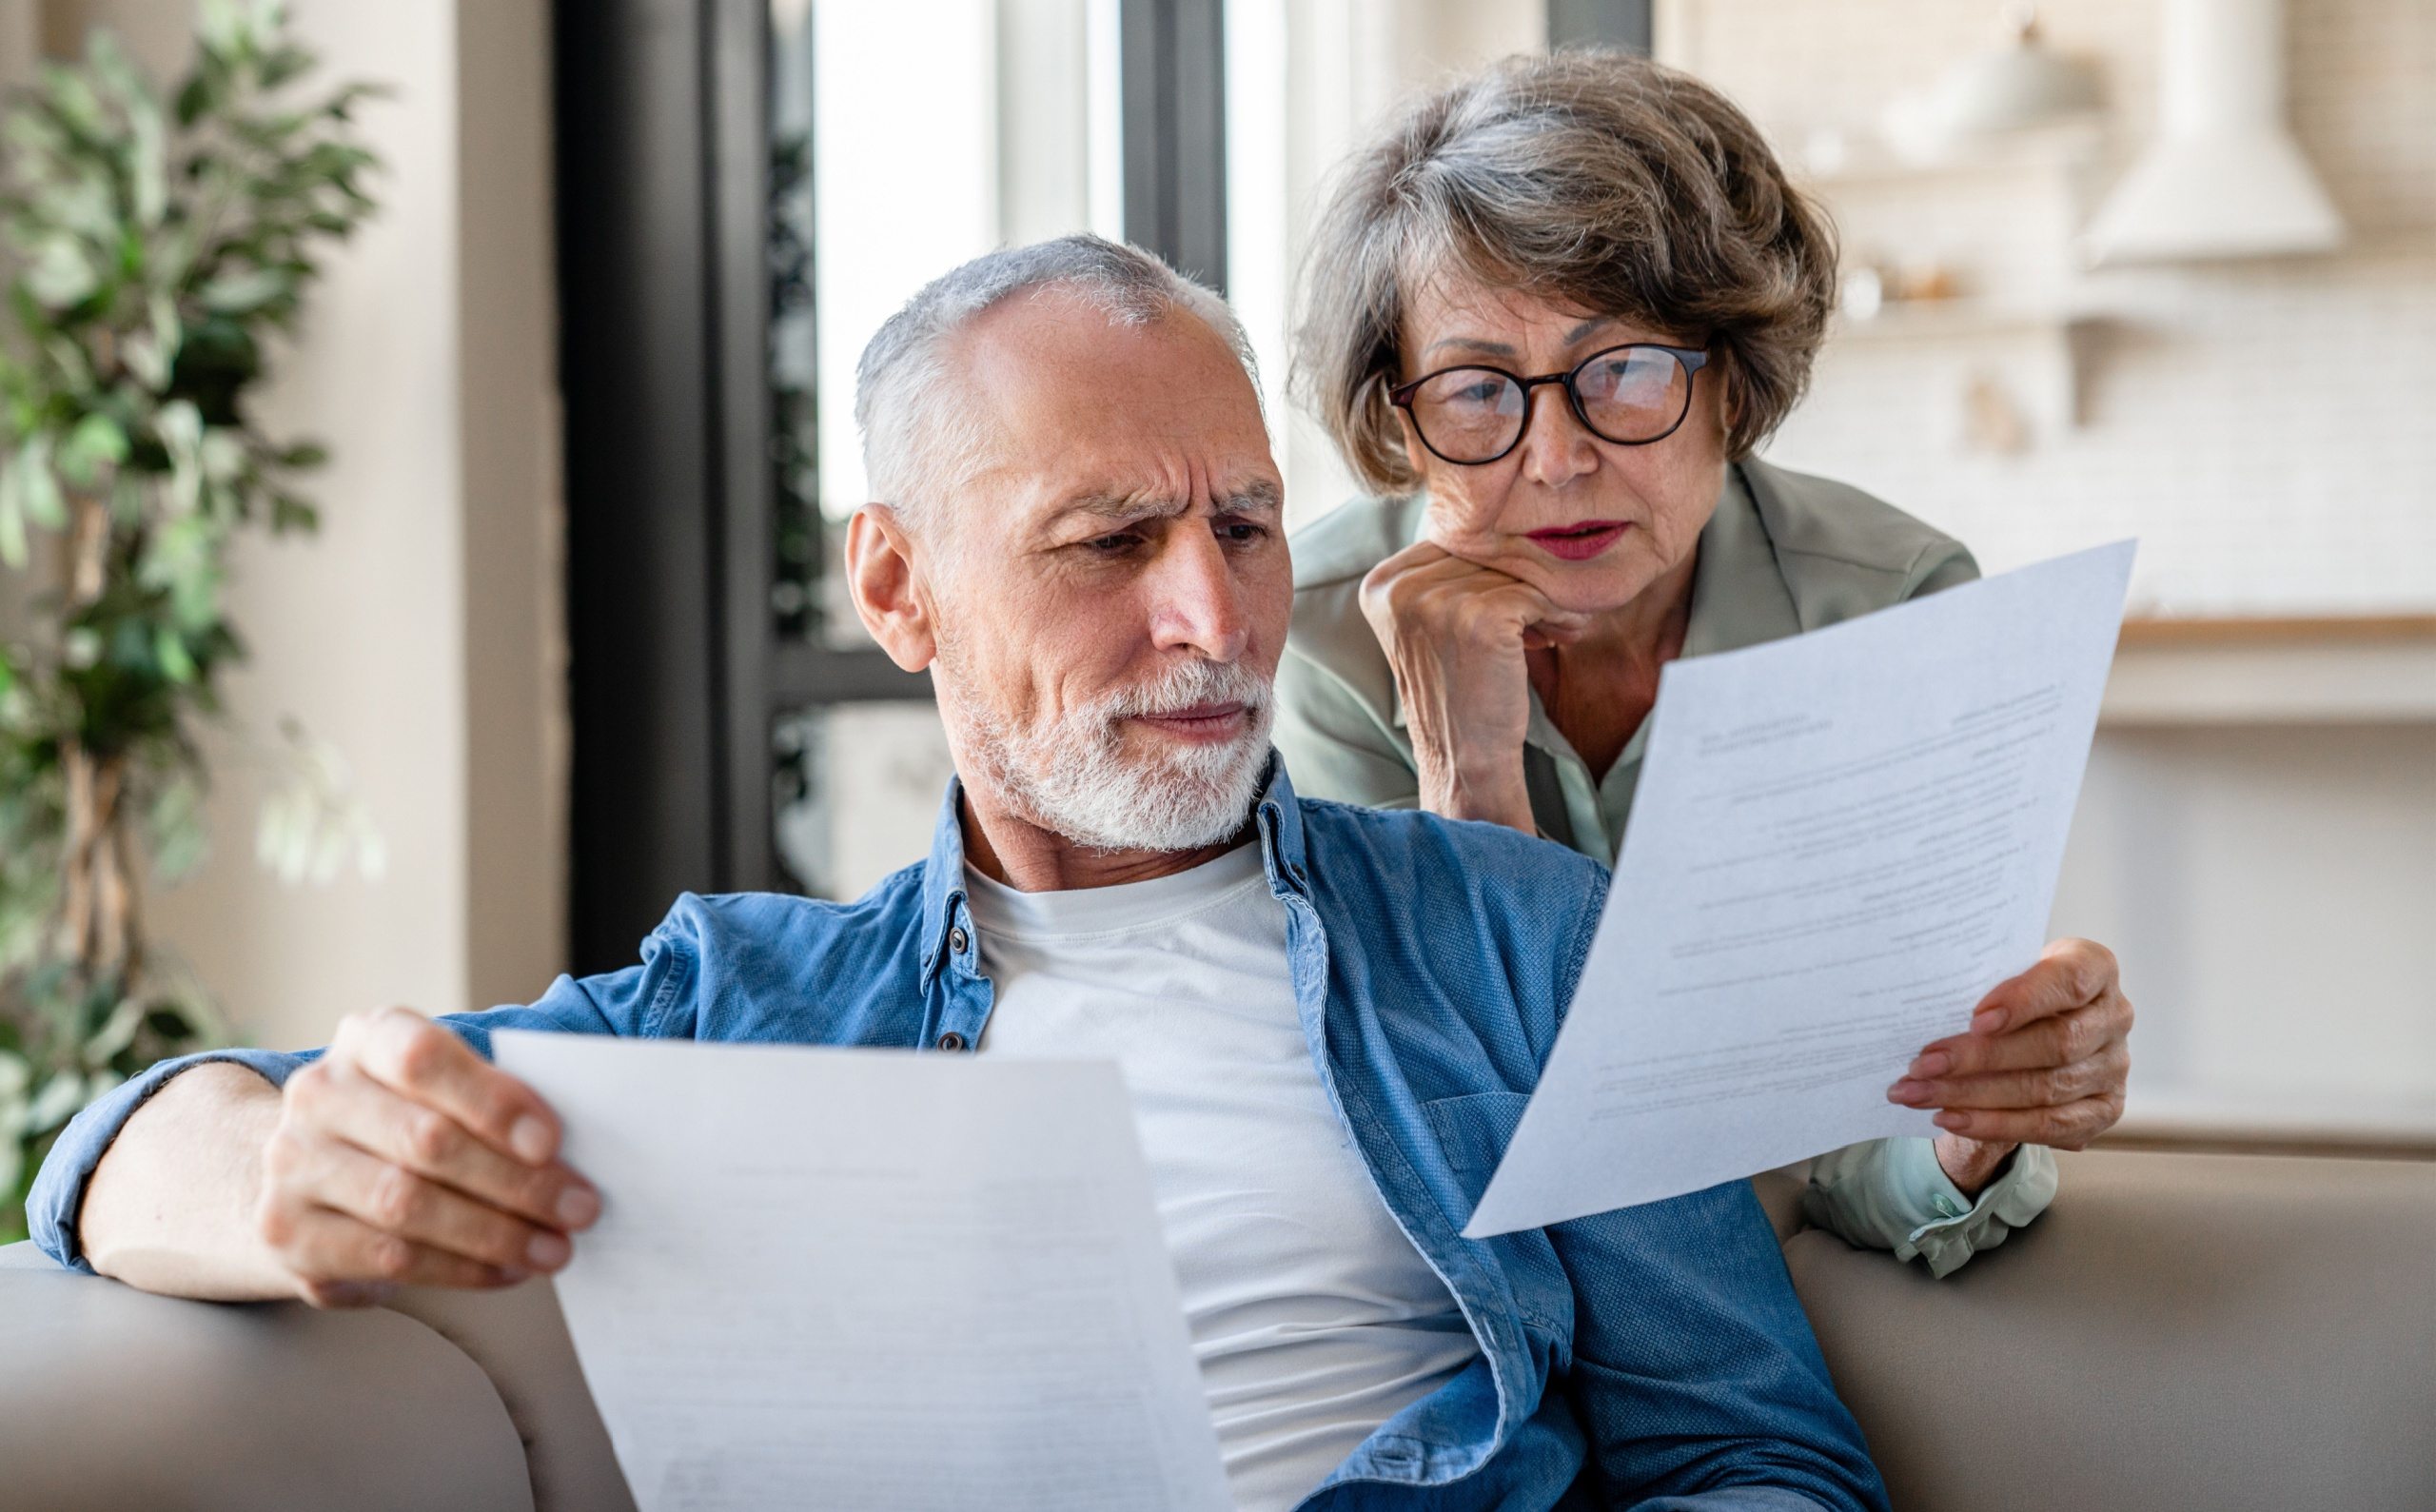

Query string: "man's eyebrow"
[[1047, 491, 1189, 526], [1219, 478, 1284, 515], [1045, 479, 1280, 527]]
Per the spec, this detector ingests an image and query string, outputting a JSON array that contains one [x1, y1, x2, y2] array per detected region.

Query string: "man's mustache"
[[1094, 661, 1273, 724]]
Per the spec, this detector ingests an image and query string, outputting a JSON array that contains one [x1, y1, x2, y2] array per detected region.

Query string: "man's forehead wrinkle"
[[1061, 489, 1191, 521]]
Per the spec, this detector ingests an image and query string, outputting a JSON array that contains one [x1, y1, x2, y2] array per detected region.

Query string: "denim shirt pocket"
[[1418, 1091, 1533, 1208]]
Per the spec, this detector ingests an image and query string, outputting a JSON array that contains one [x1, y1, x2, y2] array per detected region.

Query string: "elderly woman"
[[1275, 50, 2132, 1276]]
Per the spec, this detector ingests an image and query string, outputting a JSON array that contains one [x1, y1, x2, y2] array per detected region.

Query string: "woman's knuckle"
[[2057, 1013, 2099, 1062]]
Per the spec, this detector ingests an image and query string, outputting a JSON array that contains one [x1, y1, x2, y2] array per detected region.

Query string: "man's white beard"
[[941, 650, 1275, 853]]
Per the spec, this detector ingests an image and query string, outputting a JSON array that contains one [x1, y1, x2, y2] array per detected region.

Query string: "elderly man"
[[30, 236, 1885, 1512]]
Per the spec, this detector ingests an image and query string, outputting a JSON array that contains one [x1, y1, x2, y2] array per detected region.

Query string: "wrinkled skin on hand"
[[257, 1006, 600, 1307], [1888, 938, 2134, 1193]]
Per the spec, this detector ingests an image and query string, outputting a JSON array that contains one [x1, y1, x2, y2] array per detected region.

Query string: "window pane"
[[775, 701, 958, 901], [774, 0, 1117, 649]]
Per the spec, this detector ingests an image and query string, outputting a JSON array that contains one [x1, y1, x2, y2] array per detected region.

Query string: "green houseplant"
[[0, 2, 383, 1242]]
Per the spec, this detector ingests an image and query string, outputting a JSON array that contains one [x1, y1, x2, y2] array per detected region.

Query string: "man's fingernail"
[[1887, 1079, 1928, 1104], [1934, 1110, 1968, 1131], [1909, 1051, 1951, 1077], [557, 1185, 601, 1227], [1972, 1009, 2007, 1034], [497, 1266, 530, 1284], [527, 1232, 571, 1269], [509, 1115, 553, 1163]]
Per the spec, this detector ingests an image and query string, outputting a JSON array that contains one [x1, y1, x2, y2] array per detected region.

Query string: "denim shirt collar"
[[915, 752, 1311, 987]]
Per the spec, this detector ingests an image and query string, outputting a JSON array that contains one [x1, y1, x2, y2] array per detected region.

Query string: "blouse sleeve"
[[1272, 638, 1423, 811], [1801, 1137, 2059, 1278]]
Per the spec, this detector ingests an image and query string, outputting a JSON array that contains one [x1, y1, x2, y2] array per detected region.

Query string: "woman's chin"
[[1503, 554, 1659, 618]]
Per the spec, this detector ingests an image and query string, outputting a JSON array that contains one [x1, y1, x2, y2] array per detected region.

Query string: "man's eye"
[[1218, 520, 1267, 544], [1084, 531, 1142, 553]]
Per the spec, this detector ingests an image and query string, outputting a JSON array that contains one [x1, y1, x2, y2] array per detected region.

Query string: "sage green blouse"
[[1274, 457, 2057, 1277]]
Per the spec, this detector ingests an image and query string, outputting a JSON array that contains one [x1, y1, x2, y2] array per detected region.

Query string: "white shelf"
[[2116, 1087, 2436, 1148], [2100, 622, 2436, 725]]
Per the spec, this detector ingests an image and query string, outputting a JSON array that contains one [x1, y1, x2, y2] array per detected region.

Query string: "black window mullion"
[[706, 0, 777, 893], [1120, 0, 1228, 292], [1546, 0, 1654, 52]]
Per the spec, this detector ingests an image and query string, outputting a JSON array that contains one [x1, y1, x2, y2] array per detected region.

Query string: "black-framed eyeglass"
[[1388, 343, 1712, 465]]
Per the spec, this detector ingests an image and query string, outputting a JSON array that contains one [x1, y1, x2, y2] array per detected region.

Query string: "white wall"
[[30, 0, 565, 1051], [1225, 0, 1546, 530], [1659, 0, 2436, 1137], [1660, 0, 2436, 617]]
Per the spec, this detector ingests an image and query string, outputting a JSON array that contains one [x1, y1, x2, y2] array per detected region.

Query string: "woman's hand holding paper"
[[1887, 938, 2134, 1195]]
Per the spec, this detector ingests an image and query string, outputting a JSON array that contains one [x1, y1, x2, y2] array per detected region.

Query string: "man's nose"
[[1516, 381, 1598, 489], [1147, 529, 1251, 663]]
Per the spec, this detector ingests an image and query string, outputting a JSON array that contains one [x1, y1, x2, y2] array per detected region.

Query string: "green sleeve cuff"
[[1801, 1137, 2060, 1278]]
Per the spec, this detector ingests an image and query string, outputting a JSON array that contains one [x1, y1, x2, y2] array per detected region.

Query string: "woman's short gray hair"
[[855, 234, 1257, 532], [1292, 49, 1837, 494]]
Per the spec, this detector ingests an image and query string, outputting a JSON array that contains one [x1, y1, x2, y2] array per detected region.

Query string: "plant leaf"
[[55, 413, 128, 487], [0, 460, 24, 568], [25, 1070, 86, 1134], [24, 233, 96, 308], [155, 624, 197, 683], [17, 435, 66, 530]]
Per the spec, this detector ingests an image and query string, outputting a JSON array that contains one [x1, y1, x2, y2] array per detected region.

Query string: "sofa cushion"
[[1785, 1149, 2436, 1512], [0, 1243, 532, 1511]]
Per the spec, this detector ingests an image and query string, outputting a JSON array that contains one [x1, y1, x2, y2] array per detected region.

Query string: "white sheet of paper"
[[492, 1032, 1232, 1512], [1464, 540, 2135, 1238]]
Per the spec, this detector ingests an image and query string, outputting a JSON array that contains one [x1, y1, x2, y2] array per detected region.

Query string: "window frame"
[[556, 0, 1232, 970]]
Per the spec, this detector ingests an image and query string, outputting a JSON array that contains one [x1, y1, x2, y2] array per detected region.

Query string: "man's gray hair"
[[854, 234, 1258, 533]]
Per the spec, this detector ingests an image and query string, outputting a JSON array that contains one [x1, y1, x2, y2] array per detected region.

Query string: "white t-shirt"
[[966, 843, 1480, 1511]]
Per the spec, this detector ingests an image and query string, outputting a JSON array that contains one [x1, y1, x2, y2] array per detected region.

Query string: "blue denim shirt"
[[32, 761, 1886, 1512]]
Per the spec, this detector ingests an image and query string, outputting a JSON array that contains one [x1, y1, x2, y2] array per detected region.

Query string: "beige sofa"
[[5, 1148, 2430, 1510]]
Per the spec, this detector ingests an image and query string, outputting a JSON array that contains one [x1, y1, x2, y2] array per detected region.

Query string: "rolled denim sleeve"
[[29, 1046, 323, 1275], [1801, 1136, 2058, 1278], [26, 937, 686, 1275]]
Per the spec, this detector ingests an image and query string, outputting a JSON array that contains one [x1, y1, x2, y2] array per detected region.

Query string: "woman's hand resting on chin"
[[1358, 539, 1589, 833]]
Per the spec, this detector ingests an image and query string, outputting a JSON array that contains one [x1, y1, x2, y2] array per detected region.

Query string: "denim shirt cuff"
[[27, 1047, 309, 1274], [1885, 1137, 2060, 1278]]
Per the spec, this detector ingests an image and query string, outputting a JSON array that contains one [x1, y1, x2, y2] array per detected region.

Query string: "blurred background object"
[[1, 0, 2422, 1163], [0, 3, 386, 1240], [2083, 0, 2346, 265]]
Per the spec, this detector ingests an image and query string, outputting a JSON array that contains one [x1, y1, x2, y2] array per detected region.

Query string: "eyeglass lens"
[[1407, 346, 1691, 461]]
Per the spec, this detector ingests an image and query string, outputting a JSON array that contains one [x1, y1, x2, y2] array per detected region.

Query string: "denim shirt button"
[[948, 926, 969, 954], [935, 1031, 967, 1051]]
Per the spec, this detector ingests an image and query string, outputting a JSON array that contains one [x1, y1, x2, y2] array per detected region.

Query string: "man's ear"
[[845, 504, 936, 672]]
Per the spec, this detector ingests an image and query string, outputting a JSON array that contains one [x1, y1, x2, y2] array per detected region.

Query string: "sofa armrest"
[[1784, 1149, 2436, 1512], [0, 1242, 534, 1511]]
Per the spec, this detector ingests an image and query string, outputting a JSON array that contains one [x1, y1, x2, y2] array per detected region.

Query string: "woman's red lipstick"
[[1524, 520, 1629, 561]]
